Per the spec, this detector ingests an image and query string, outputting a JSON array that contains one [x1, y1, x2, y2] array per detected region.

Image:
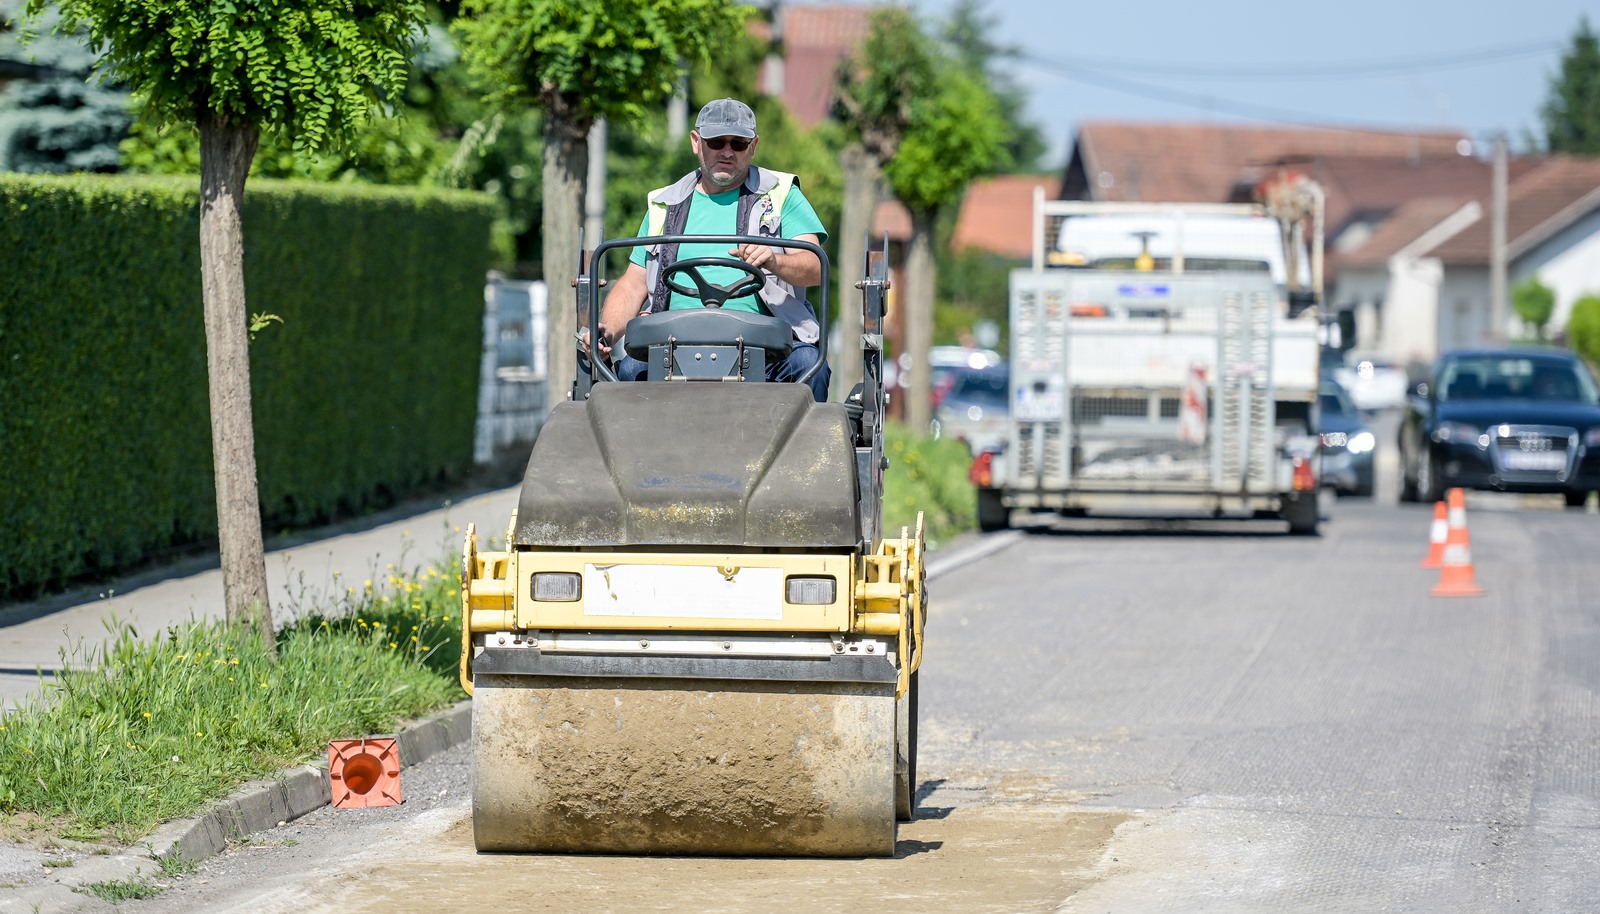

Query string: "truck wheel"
[[1283, 495, 1320, 536], [976, 488, 1010, 532]]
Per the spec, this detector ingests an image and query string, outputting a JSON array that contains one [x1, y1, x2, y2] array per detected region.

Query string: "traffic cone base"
[[329, 737, 402, 808]]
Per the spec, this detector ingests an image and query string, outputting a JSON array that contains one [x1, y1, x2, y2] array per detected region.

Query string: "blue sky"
[[893, 0, 1594, 168]]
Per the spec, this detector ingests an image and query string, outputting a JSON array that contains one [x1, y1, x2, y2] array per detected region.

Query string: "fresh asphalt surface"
[[7, 411, 1600, 911]]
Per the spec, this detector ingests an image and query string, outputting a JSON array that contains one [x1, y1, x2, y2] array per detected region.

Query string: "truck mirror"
[[1287, 290, 1317, 318]]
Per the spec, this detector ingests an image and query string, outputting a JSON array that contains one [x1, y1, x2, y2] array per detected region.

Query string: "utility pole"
[[1489, 132, 1508, 343], [585, 118, 608, 246]]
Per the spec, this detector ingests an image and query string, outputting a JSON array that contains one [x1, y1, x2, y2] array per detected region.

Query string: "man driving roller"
[[595, 97, 831, 401]]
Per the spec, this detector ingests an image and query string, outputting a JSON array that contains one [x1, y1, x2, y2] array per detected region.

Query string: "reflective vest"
[[640, 166, 818, 344]]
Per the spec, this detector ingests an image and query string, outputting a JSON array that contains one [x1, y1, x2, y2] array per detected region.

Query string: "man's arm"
[[730, 233, 822, 288], [594, 262, 649, 358]]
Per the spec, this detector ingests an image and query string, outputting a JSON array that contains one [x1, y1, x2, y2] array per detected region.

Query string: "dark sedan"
[[1320, 379, 1376, 497], [1399, 347, 1600, 507]]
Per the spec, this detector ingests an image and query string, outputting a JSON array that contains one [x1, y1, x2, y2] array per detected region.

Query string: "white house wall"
[[1331, 267, 1388, 353], [1386, 257, 1446, 368], [1512, 206, 1600, 331], [1437, 265, 1491, 351]]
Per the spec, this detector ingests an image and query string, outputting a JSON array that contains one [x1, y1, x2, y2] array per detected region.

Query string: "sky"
[[891, 0, 1595, 169]]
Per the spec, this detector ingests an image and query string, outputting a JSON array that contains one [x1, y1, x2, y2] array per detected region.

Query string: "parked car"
[[1319, 379, 1376, 497], [928, 346, 1003, 406], [1399, 347, 1600, 507], [931, 363, 1009, 455], [1333, 352, 1410, 412]]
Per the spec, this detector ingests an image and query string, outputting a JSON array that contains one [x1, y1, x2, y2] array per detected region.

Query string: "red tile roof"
[[1428, 155, 1600, 264], [773, 5, 873, 128], [1069, 121, 1472, 203], [950, 174, 1061, 259], [1336, 196, 1478, 268]]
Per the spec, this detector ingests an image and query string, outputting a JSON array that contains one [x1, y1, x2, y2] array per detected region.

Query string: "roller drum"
[[472, 673, 897, 856]]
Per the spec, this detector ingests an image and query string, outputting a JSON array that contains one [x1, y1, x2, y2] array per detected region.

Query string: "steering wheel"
[[662, 256, 767, 308]]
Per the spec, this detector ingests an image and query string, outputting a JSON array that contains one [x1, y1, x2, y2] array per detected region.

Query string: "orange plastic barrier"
[[329, 737, 402, 808], [1430, 488, 1483, 597], [1420, 500, 1448, 568]]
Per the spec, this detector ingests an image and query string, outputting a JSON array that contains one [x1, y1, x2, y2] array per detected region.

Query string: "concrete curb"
[[0, 701, 472, 914]]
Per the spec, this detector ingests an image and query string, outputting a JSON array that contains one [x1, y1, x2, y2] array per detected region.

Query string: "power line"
[[1021, 38, 1561, 82], [1025, 58, 1483, 138]]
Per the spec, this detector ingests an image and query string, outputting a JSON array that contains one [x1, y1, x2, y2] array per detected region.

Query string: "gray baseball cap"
[[695, 98, 757, 139]]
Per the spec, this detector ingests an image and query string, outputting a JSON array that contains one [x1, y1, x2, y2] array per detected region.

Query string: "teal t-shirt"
[[629, 182, 827, 313]]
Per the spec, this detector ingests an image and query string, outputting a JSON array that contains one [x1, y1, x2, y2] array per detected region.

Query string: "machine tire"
[[894, 670, 919, 822], [1283, 494, 1320, 536], [977, 488, 1009, 532], [1564, 489, 1590, 509]]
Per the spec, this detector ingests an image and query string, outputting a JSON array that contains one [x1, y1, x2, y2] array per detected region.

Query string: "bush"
[[0, 174, 497, 599], [882, 422, 976, 547], [1567, 294, 1600, 369]]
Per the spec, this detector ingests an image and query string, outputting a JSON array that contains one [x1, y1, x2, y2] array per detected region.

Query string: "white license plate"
[[1015, 389, 1064, 422], [1501, 451, 1566, 472]]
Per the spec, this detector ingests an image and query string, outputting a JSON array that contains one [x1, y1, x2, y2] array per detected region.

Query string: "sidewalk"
[[0, 486, 522, 713]]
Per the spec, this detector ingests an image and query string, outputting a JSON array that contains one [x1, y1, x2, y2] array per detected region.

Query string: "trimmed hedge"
[[0, 175, 496, 599], [1568, 294, 1600, 371]]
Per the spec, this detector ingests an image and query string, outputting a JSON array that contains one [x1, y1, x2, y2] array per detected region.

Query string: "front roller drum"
[[472, 673, 897, 857]]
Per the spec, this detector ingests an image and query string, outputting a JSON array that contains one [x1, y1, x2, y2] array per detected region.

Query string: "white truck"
[[973, 181, 1326, 533]]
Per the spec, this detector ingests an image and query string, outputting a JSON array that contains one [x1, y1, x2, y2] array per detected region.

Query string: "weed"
[[78, 875, 163, 902], [40, 858, 73, 868], [156, 853, 198, 877]]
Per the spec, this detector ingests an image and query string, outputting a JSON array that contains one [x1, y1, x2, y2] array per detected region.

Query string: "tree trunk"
[[832, 143, 879, 401], [543, 113, 589, 401], [904, 207, 937, 433], [198, 109, 273, 655]]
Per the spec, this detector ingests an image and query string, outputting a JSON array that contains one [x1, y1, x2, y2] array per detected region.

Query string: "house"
[[1336, 155, 1600, 367], [950, 173, 1061, 260]]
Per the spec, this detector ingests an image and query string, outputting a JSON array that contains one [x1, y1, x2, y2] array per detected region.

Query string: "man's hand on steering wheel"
[[729, 242, 776, 270]]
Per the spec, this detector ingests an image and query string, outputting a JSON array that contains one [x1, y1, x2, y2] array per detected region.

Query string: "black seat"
[[623, 309, 794, 360]]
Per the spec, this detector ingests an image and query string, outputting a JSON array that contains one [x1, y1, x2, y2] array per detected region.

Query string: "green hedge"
[[1568, 294, 1600, 370], [0, 175, 496, 599]]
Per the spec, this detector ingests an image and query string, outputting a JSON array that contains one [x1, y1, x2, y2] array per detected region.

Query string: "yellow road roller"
[[460, 236, 925, 856]]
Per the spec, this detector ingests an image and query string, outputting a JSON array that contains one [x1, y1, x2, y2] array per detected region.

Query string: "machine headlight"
[[1433, 421, 1484, 446], [531, 572, 581, 601], [1347, 431, 1376, 454], [785, 576, 836, 605]]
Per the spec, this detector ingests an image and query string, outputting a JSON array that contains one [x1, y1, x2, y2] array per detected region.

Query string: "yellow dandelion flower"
[[228, 677, 235, 682], [389, 642, 398, 649], [143, 713, 151, 719], [410, 636, 418, 643], [229, 659, 239, 665], [195, 732, 203, 737], [364, 580, 373, 589], [176, 654, 187, 660], [421, 645, 431, 652]]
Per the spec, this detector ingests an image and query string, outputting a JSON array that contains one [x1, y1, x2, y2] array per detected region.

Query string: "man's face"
[[691, 130, 758, 189]]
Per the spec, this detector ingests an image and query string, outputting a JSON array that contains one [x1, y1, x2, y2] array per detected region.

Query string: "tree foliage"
[[0, 0, 131, 172], [939, 0, 1047, 171], [1567, 294, 1600, 368], [32, 0, 425, 151], [1542, 16, 1600, 156], [1511, 275, 1556, 340], [453, 0, 741, 131], [883, 66, 1010, 216], [833, 6, 932, 163]]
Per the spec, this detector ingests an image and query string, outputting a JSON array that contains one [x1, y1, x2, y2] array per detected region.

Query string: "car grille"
[[1491, 424, 1576, 480]]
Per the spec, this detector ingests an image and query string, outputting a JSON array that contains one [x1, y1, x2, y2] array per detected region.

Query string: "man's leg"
[[769, 342, 831, 402], [615, 354, 648, 381]]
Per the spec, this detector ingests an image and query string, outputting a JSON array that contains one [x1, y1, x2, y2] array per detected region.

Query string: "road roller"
[[459, 234, 925, 856]]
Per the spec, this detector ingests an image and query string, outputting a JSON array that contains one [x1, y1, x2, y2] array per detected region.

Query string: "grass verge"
[[883, 421, 978, 547], [0, 568, 465, 844]]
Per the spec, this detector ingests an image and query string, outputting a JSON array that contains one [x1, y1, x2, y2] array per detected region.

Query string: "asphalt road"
[[87, 472, 1600, 913]]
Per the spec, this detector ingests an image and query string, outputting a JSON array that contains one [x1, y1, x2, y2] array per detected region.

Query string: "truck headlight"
[[1347, 431, 1376, 454]]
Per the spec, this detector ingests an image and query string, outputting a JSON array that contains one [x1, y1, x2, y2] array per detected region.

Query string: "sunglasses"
[[702, 136, 752, 152]]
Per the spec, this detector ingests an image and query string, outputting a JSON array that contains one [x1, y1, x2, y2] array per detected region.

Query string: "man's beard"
[[706, 165, 740, 188]]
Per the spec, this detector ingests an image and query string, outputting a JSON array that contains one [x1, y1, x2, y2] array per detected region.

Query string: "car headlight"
[[1585, 427, 1600, 447], [1346, 431, 1376, 454], [1433, 421, 1485, 447]]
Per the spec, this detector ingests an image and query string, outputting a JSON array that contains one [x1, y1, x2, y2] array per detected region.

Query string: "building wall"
[[1513, 207, 1600, 332], [1437, 265, 1491, 352]]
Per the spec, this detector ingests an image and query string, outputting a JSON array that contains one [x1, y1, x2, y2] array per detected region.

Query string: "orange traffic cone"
[[1430, 488, 1483, 597], [329, 737, 402, 808], [1420, 500, 1448, 568]]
